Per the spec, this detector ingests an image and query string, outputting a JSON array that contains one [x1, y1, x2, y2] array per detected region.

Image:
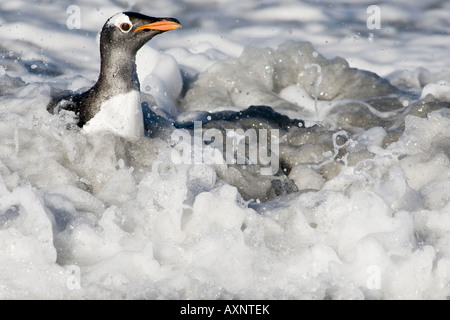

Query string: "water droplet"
[[118, 159, 125, 169]]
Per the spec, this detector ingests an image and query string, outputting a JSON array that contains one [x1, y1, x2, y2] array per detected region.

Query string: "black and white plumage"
[[47, 12, 306, 200], [47, 12, 181, 141]]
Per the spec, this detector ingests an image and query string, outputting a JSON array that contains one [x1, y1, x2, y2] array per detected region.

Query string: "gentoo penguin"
[[47, 12, 304, 201], [47, 12, 181, 141]]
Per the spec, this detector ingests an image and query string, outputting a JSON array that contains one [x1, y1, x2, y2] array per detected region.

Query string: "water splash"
[[304, 63, 322, 114]]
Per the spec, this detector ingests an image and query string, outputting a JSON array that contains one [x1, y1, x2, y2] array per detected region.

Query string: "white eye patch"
[[107, 13, 133, 33]]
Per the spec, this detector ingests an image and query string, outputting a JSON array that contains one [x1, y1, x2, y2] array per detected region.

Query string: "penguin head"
[[101, 12, 181, 55]]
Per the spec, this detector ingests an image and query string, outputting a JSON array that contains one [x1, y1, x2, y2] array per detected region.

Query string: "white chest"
[[83, 91, 144, 141]]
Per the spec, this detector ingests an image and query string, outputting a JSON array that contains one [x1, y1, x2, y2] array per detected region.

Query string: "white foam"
[[1, 0, 450, 300], [421, 81, 450, 101]]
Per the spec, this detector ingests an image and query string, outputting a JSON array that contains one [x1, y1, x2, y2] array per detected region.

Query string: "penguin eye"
[[119, 22, 132, 32]]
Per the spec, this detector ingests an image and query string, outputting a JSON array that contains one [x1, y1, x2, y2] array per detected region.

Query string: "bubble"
[[118, 158, 125, 169]]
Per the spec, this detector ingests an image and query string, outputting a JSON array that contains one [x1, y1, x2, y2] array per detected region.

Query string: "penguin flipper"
[[174, 105, 305, 130]]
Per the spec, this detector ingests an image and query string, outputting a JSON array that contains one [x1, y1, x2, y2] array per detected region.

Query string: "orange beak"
[[135, 20, 181, 32]]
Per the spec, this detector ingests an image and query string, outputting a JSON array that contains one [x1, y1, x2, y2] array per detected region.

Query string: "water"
[[0, 0, 450, 299]]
